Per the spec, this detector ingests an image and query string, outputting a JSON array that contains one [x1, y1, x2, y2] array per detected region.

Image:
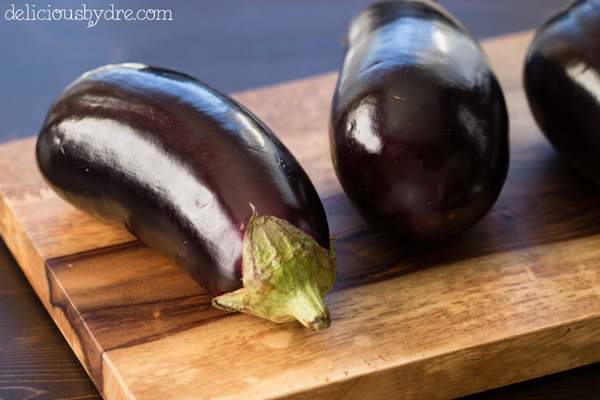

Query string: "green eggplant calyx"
[[212, 205, 337, 330]]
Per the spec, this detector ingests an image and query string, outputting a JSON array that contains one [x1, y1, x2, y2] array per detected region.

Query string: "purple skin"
[[330, 0, 509, 241], [36, 64, 330, 297], [524, 0, 600, 185]]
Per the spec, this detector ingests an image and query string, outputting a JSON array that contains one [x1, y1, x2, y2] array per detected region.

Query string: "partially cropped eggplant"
[[36, 64, 336, 330], [524, 0, 600, 185], [330, 0, 509, 241]]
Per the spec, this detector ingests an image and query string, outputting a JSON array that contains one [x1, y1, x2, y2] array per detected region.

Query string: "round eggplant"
[[524, 0, 600, 185], [36, 64, 336, 330], [330, 0, 509, 241]]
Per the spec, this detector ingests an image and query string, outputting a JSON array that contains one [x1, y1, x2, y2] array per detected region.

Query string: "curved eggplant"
[[36, 64, 336, 330], [524, 0, 600, 185], [330, 0, 509, 241]]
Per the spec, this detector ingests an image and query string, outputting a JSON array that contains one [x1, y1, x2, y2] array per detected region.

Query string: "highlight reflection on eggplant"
[[36, 64, 336, 330], [330, 0, 509, 241], [524, 0, 600, 185]]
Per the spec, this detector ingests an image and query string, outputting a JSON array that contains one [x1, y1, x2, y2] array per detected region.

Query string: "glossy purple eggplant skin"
[[330, 0, 509, 241], [36, 64, 330, 297], [524, 0, 600, 185]]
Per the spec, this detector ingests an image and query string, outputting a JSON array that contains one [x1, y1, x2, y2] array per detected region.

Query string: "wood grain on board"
[[1, 30, 600, 399]]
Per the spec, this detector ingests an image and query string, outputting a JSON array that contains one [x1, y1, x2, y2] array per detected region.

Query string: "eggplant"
[[36, 64, 336, 330], [524, 0, 600, 185], [330, 0, 509, 241]]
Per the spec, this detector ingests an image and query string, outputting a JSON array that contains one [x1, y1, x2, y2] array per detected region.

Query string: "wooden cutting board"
[[1, 30, 600, 400]]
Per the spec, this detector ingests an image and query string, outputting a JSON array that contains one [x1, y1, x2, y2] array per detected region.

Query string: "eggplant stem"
[[286, 284, 331, 330], [212, 207, 337, 330]]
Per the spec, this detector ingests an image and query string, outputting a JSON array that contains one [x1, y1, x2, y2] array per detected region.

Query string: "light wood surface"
[[1, 30, 600, 399]]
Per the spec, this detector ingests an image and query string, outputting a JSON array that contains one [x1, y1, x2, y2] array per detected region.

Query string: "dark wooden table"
[[2, 1, 599, 399]]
